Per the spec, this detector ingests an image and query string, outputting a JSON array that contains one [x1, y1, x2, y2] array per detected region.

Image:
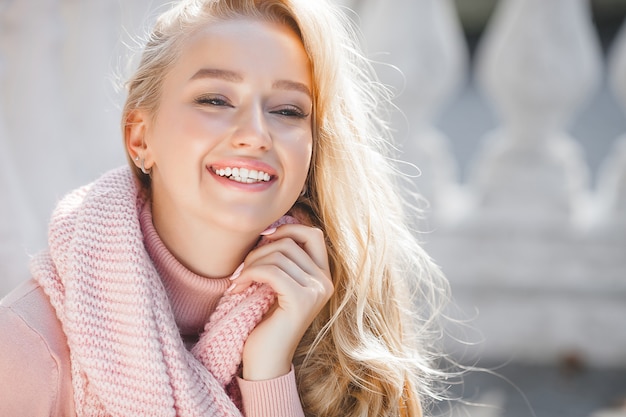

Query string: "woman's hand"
[[228, 224, 334, 381]]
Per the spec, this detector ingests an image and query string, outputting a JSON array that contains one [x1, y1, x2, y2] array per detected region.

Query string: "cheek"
[[164, 111, 202, 141], [294, 134, 313, 178], [279, 133, 312, 194], [153, 108, 224, 155]]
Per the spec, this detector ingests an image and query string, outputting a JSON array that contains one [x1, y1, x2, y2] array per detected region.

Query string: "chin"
[[217, 210, 285, 235]]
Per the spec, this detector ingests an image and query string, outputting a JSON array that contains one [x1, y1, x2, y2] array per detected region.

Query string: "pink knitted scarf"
[[31, 167, 286, 417]]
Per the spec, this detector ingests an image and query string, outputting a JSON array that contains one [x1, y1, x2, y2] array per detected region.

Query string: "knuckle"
[[273, 237, 297, 251], [310, 227, 324, 240], [266, 251, 284, 263], [313, 276, 334, 298], [266, 264, 283, 275]]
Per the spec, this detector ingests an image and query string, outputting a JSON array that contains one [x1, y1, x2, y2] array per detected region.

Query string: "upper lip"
[[209, 158, 278, 177]]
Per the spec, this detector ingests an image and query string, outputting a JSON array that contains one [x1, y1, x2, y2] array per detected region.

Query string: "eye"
[[194, 94, 232, 107], [271, 105, 309, 119]]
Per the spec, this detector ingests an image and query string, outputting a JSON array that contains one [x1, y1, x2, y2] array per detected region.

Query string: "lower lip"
[[208, 167, 275, 191]]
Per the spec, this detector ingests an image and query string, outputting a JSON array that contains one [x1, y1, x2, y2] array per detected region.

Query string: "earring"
[[140, 158, 151, 175], [300, 185, 307, 197]]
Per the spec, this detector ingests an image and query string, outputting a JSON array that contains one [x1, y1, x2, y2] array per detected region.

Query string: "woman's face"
[[141, 18, 313, 234]]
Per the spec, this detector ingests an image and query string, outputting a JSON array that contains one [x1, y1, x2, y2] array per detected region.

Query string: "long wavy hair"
[[122, 1, 450, 415]]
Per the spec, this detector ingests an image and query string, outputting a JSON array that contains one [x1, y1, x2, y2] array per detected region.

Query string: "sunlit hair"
[[122, 0, 450, 415]]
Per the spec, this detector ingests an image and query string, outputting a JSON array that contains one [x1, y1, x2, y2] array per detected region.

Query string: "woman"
[[0, 0, 449, 416]]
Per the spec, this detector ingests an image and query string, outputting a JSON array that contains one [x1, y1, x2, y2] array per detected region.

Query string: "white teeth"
[[213, 166, 272, 183]]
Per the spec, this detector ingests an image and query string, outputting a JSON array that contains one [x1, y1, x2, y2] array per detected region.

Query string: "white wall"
[[0, 0, 170, 290]]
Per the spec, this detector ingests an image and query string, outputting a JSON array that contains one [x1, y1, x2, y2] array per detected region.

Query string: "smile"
[[212, 166, 272, 183]]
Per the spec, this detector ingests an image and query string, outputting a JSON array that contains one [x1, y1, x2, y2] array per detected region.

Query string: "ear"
[[125, 109, 153, 170]]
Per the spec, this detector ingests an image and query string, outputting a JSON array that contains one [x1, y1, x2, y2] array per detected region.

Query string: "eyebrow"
[[190, 68, 243, 82], [190, 68, 312, 99], [272, 79, 312, 100]]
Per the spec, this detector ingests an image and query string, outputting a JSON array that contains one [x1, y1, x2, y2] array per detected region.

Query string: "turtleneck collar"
[[139, 202, 231, 337]]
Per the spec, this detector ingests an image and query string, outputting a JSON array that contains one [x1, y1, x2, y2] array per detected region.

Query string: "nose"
[[230, 103, 272, 151]]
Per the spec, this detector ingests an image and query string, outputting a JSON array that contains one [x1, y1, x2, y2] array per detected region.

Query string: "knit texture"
[[30, 166, 293, 417]]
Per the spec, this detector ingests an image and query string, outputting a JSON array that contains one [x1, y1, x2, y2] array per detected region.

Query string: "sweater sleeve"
[[237, 366, 305, 417], [0, 281, 74, 417]]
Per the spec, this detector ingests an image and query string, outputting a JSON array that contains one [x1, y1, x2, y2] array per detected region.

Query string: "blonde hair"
[[122, 1, 450, 415]]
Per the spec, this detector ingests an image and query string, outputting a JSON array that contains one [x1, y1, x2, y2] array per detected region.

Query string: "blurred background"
[[1, 0, 625, 416]]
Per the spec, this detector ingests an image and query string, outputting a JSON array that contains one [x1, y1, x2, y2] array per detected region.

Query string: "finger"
[[233, 245, 329, 293], [229, 262, 308, 296], [257, 224, 330, 271], [247, 251, 311, 287], [246, 237, 319, 278]]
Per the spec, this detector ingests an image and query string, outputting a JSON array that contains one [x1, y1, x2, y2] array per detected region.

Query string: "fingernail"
[[226, 282, 237, 293], [260, 227, 276, 236], [230, 263, 244, 280]]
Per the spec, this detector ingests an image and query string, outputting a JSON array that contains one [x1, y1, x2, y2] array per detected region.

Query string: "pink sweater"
[[0, 168, 305, 417]]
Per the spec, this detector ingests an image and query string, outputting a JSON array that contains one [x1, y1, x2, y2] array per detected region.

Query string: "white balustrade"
[[358, 0, 468, 218], [469, 0, 602, 227], [425, 0, 626, 368]]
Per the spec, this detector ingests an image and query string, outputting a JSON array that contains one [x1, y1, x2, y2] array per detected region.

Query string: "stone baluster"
[[357, 0, 468, 221], [468, 0, 602, 229], [596, 20, 626, 239], [580, 20, 626, 345]]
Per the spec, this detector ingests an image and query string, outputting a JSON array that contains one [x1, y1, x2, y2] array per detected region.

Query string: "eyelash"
[[194, 95, 308, 119], [271, 106, 309, 119], [194, 95, 231, 107]]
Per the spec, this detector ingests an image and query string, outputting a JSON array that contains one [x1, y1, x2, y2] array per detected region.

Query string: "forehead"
[[171, 18, 312, 86]]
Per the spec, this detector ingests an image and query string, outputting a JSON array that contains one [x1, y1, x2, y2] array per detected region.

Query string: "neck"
[[151, 202, 259, 279]]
